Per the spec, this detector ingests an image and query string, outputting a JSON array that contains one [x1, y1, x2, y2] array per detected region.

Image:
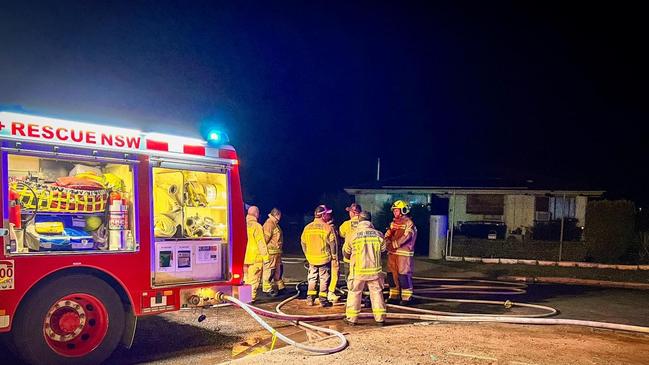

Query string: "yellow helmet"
[[391, 200, 410, 215]]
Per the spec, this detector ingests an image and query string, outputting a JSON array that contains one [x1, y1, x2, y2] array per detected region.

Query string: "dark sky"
[[1, 1, 647, 213]]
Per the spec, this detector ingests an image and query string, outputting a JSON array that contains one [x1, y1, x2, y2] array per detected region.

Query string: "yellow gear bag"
[[35, 222, 65, 234]]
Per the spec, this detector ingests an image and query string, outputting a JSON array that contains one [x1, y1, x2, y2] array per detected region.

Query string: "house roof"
[[345, 176, 605, 197]]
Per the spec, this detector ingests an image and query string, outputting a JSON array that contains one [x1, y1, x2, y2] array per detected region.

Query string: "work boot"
[[343, 318, 356, 326], [277, 288, 286, 296], [375, 321, 385, 327], [320, 299, 333, 308], [386, 298, 400, 305], [327, 292, 340, 303], [267, 289, 278, 298], [399, 299, 412, 306], [306, 296, 315, 306]]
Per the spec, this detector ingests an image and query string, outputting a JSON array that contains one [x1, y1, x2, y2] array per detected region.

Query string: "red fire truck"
[[0, 111, 250, 365]]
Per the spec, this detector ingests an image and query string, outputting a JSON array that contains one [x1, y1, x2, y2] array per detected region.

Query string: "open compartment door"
[[151, 163, 230, 286]]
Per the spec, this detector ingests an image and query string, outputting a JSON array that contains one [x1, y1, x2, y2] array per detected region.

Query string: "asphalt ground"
[[2, 257, 648, 364]]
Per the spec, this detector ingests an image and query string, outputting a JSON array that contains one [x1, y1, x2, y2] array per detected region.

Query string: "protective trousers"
[[387, 253, 414, 301], [307, 263, 331, 300], [328, 259, 339, 295], [262, 254, 286, 292], [345, 277, 386, 323], [244, 262, 263, 300], [339, 261, 353, 292]]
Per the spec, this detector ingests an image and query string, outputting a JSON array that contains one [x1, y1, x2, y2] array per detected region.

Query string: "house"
[[345, 178, 605, 259]]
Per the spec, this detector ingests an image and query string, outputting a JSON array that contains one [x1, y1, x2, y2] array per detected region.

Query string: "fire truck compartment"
[[152, 166, 230, 286], [5, 153, 138, 254]]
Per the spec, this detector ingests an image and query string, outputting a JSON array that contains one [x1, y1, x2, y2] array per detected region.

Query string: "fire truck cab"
[[0, 112, 249, 365]]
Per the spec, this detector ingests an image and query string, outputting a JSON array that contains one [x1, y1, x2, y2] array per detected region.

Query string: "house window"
[[466, 195, 504, 215], [535, 197, 549, 212], [550, 197, 576, 219]]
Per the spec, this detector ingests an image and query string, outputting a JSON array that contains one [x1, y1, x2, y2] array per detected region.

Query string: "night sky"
[[1, 1, 646, 214]]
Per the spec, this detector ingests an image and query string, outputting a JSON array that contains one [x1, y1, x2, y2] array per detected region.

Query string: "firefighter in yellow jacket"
[[384, 200, 417, 305], [262, 207, 285, 296], [301, 205, 337, 307], [333, 202, 362, 301], [325, 214, 341, 302], [343, 211, 386, 325], [243, 206, 269, 302]]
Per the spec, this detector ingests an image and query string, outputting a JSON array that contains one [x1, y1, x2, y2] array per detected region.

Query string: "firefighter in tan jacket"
[[343, 211, 386, 325], [300, 205, 337, 307], [243, 206, 269, 302], [262, 208, 285, 296], [384, 200, 417, 305]]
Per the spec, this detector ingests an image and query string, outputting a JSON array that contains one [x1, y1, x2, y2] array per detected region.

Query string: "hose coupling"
[[215, 291, 226, 302]]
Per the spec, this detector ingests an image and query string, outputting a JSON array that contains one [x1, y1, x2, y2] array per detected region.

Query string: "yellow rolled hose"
[[204, 184, 218, 204], [154, 186, 181, 213], [154, 214, 178, 238]]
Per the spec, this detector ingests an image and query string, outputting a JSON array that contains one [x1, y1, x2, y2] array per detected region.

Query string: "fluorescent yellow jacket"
[[339, 217, 359, 263], [339, 216, 360, 239], [343, 221, 386, 280], [244, 215, 269, 264], [301, 218, 337, 265], [262, 215, 283, 255]]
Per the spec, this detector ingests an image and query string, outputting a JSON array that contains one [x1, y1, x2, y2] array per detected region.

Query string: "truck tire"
[[11, 274, 125, 365]]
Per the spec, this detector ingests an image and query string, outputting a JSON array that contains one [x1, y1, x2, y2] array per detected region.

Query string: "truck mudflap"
[[0, 310, 9, 330], [121, 307, 138, 349], [232, 284, 252, 303]]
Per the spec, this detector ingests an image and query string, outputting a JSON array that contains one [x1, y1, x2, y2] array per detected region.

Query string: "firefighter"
[[384, 200, 417, 305], [325, 212, 341, 303], [343, 211, 386, 325], [335, 203, 362, 301], [262, 207, 285, 296], [243, 206, 269, 302], [300, 205, 337, 307]]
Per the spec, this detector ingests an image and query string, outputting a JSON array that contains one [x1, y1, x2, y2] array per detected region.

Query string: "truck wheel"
[[11, 274, 125, 365]]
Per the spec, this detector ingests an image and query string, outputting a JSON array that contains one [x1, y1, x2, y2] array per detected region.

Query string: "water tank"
[[428, 215, 448, 260]]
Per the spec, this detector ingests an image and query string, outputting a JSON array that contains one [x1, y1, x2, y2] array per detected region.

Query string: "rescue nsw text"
[[11, 122, 141, 149]]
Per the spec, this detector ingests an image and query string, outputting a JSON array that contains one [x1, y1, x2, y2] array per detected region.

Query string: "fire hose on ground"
[[215, 292, 349, 354], [213, 261, 649, 356]]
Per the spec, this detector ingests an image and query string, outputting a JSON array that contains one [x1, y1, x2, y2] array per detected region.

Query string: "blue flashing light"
[[199, 116, 231, 146], [205, 129, 229, 145]]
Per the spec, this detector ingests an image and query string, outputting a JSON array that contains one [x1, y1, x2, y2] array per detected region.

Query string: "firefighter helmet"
[[314, 204, 332, 218], [391, 200, 410, 215]]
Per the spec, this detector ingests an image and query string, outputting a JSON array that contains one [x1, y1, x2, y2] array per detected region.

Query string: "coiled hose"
[[273, 282, 649, 334], [216, 292, 348, 354], [218, 259, 649, 357], [275, 260, 649, 334]]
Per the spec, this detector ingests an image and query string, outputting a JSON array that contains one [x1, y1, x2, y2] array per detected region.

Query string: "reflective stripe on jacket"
[[385, 216, 417, 256], [244, 215, 268, 264], [343, 221, 386, 280], [263, 215, 283, 255], [301, 218, 337, 265]]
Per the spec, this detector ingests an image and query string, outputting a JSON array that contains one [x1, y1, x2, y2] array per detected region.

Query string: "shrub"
[[584, 200, 637, 263]]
